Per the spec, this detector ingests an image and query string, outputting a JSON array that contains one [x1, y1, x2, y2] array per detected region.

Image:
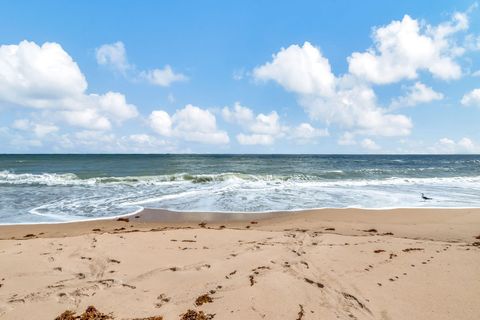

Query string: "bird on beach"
[[421, 193, 432, 200]]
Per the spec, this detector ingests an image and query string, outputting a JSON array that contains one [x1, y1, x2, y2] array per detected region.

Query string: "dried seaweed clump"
[[195, 294, 213, 306], [55, 306, 113, 320], [180, 310, 215, 320]]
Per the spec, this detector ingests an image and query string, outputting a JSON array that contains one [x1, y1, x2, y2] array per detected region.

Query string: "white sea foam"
[[2, 169, 480, 223]]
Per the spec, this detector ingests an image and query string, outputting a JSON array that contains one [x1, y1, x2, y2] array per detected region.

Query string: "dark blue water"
[[1, 154, 479, 223]]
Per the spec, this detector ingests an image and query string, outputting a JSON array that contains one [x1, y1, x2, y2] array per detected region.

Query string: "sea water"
[[1, 154, 479, 223]]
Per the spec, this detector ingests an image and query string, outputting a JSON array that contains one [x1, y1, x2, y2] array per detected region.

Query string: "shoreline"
[[4, 205, 480, 226], [1, 207, 480, 242]]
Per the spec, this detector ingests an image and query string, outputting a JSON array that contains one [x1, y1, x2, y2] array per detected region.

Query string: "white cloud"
[[32, 124, 58, 137], [94, 91, 138, 122], [390, 82, 443, 109], [60, 109, 112, 131], [236, 134, 274, 145], [461, 88, 480, 106], [361, 138, 380, 151], [222, 102, 254, 124], [253, 11, 473, 139], [254, 42, 335, 96], [222, 103, 283, 145], [95, 41, 130, 73], [254, 43, 413, 137], [0, 41, 87, 108], [300, 79, 413, 136], [11, 119, 58, 138], [292, 123, 329, 140], [249, 111, 282, 135], [95, 42, 188, 87], [432, 137, 479, 153], [149, 104, 229, 144], [141, 65, 188, 87], [348, 13, 467, 84], [0, 41, 138, 131], [11, 119, 31, 131], [149, 110, 173, 136], [338, 132, 356, 146], [126, 134, 168, 149], [222, 102, 328, 145]]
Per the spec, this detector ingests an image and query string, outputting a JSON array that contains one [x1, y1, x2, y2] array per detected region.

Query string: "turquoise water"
[[1, 154, 480, 223]]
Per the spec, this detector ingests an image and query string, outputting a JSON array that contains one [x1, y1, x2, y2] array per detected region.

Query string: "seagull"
[[421, 193, 432, 200]]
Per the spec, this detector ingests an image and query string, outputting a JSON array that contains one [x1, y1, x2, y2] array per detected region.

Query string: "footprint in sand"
[[155, 293, 171, 308]]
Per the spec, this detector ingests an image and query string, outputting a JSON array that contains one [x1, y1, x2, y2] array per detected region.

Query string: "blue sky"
[[0, 0, 479, 153]]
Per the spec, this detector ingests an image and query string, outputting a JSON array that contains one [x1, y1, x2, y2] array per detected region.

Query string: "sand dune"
[[0, 208, 479, 319]]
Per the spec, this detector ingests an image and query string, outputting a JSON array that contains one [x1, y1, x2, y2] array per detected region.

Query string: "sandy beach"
[[0, 208, 479, 320]]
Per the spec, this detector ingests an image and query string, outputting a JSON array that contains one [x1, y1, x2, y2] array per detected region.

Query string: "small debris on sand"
[[374, 249, 385, 253], [325, 228, 335, 231], [363, 229, 378, 233], [249, 275, 255, 286], [304, 278, 324, 288], [108, 258, 121, 264], [180, 310, 215, 320], [402, 248, 424, 252], [296, 304, 305, 320], [117, 217, 129, 223], [195, 293, 213, 306], [55, 306, 113, 320], [342, 292, 369, 311]]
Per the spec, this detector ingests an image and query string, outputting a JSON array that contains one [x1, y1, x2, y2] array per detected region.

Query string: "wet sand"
[[0, 208, 479, 319]]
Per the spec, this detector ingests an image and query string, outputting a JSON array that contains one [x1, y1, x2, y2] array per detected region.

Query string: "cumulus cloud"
[[360, 138, 381, 151], [0, 41, 138, 131], [95, 42, 187, 87], [141, 65, 188, 87], [253, 43, 412, 137], [348, 13, 467, 84], [12, 119, 58, 138], [0, 41, 87, 108], [222, 102, 327, 145], [461, 88, 480, 106], [292, 123, 329, 140], [149, 110, 173, 136], [390, 82, 444, 109], [149, 104, 229, 144], [222, 103, 283, 145], [338, 132, 356, 146], [236, 133, 274, 145], [253, 42, 335, 96], [253, 10, 475, 139], [431, 137, 478, 153], [95, 41, 130, 73]]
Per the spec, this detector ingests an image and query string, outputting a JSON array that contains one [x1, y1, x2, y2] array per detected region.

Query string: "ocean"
[[0, 154, 479, 224]]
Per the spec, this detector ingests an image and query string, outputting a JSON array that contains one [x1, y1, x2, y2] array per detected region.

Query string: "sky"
[[0, 0, 480, 154]]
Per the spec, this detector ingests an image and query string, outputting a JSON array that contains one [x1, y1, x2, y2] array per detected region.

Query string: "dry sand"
[[0, 208, 479, 319]]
